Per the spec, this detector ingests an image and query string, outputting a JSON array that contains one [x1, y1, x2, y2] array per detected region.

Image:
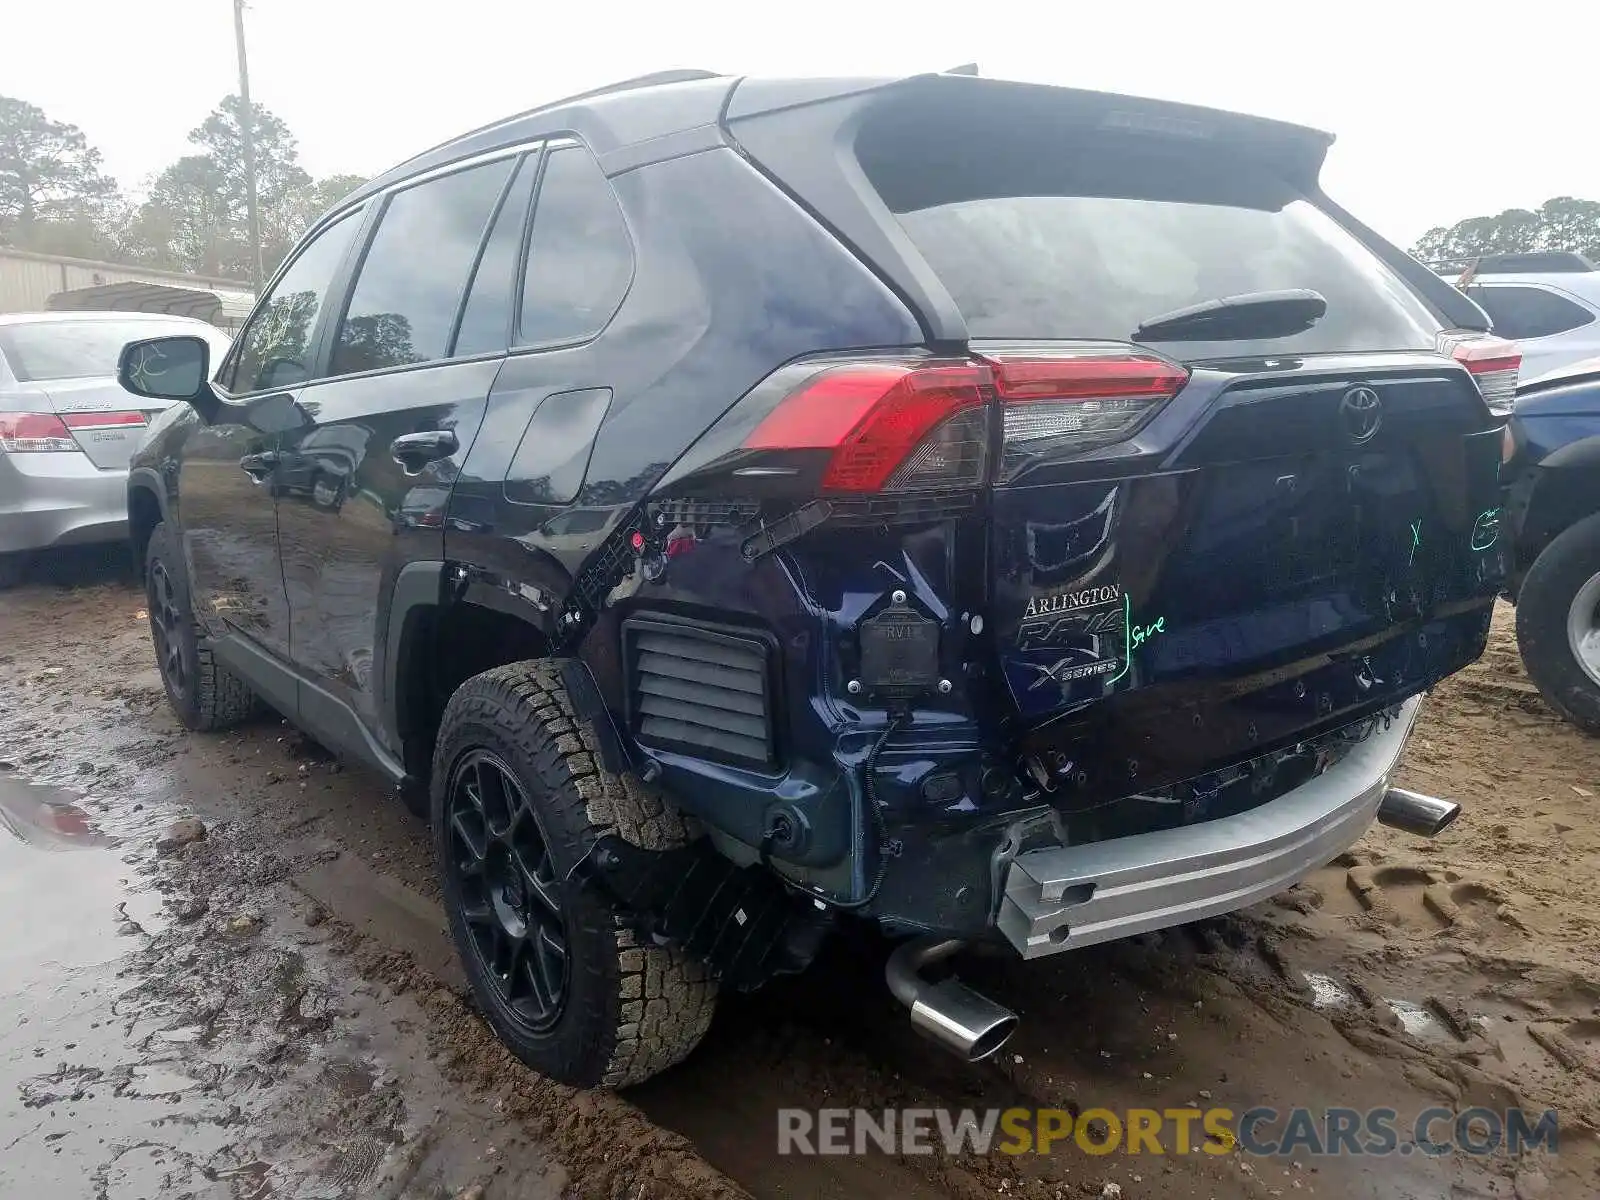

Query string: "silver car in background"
[[0, 312, 231, 588]]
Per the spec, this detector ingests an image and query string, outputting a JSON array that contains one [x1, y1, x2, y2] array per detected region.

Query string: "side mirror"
[[117, 336, 218, 416]]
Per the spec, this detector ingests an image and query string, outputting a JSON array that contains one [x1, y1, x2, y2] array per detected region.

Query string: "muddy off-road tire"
[[144, 522, 261, 731], [1517, 512, 1600, 735], [431, 661, 717, 1088]]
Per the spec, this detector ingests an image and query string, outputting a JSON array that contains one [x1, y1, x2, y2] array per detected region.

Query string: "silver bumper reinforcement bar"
[[998, 697, 1424, 958]]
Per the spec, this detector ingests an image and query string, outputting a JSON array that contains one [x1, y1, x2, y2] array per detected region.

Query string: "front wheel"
[[144, 522, 262, 731], [431, 661, 716, 1088], [1516, 511, 1600, 734]]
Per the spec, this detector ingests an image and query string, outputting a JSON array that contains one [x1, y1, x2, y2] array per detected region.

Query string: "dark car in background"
[[272, 423, 370, 511], [117, 67, 1511, 1089], [1501, 358, 1600, 730]]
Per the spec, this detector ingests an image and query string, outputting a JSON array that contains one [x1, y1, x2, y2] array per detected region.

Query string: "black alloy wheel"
[[148, 558, 190, 703], [445, 748, 569, 1030], [430, 660, 717, 1088]]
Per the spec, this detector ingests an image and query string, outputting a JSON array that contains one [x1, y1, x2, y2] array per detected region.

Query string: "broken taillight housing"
[[1437, 331, 1521, 417], [735, 347, 1188, 494]]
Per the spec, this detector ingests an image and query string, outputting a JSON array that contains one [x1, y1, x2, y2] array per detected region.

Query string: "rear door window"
[[1464, 285, 1597, 340], [861, 135, 1441, 360], [517, 146, 634, 346], [330, 157, 516, 377]]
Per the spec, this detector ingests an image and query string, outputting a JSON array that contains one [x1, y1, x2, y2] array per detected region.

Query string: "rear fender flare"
[[378, 560, 634, 778], [379, 559, 569, 749], [378, 561, 448, 758]]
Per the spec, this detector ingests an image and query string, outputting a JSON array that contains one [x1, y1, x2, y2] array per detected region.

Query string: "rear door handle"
[[239, 450, 280, 480], [391, 429, 458, 472]]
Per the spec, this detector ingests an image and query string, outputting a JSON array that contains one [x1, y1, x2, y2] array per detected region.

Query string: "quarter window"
[[330, 158, 516, 377], [454, 155, 537, 358], [229, 209, 361, 393], [518, 147, 633, 345], [1464, 285, 1597, 340]]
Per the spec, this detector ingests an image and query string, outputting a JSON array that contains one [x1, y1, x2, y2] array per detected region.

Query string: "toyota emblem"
[[1338, 386, 1382, 444]]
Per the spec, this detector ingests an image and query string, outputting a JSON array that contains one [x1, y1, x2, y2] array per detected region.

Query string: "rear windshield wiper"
[[1132, 288, 1327, 342]]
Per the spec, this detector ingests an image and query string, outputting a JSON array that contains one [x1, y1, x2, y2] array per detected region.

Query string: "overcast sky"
[[10, 0, 1596, 250]]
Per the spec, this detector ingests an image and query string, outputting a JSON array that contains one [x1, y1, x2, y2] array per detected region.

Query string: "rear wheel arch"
[[383, 568, 566, 789]]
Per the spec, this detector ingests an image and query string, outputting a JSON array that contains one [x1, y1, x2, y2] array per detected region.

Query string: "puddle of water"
[[0, 772, 196, 1198], [0, 774, 163, 986], [1303, 970, 1358, 1010], [1385, 998, 1458, 1043], [1304, 968, 1470, 1044], [0, 773, 113, 851]]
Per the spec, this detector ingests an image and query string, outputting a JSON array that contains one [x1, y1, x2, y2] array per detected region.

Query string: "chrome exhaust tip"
[[885, 935, 1019, 1062], [1377, 787, 1462, 838]]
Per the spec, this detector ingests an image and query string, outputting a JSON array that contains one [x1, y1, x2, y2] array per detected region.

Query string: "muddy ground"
[[2, 551, 1598, 1200]]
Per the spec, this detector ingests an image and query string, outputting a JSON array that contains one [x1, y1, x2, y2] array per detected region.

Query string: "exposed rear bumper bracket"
[[997, 697, 1423, 958], [588, 834, 832, 990]]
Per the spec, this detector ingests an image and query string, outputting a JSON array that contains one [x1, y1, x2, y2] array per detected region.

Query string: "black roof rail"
[[386, 69, 723, 176]]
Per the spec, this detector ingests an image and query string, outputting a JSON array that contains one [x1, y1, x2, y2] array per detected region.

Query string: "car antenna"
[[943, 62, 980, 75]]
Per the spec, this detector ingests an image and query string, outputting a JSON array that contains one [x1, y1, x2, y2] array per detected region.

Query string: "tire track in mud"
[[4, 569, 1599, 1200]]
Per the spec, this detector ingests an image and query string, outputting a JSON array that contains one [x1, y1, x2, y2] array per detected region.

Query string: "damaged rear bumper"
[[998, 696, 1422, 958]]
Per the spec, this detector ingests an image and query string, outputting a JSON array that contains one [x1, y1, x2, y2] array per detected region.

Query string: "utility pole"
[[233, 0, 264, 291]]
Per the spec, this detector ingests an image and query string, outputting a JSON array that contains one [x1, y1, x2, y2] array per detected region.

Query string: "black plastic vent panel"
[[623, 618, 775, 768]]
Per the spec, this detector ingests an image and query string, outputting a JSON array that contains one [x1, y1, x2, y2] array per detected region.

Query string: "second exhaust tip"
[[1377, 787, 1462, 838]]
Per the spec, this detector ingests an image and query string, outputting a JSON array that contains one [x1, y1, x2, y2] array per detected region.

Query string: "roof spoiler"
[[728, 69, 1336, 189]]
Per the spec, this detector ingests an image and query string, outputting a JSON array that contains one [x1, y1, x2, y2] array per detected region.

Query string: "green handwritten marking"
[[1408, 519, 1422, 567], [1108, 594, 1166, 686], [1130, 616, 1166, 650], [1470, 507, 1501, 552], [1108, 592, 1133, 685]]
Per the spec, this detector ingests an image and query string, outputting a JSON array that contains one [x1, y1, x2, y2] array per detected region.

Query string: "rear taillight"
[[0, 413, 77, 452], [1437, 331, 1520, 417], [735, 348, 1187, 494], [743, 360, 989, 492], [981, 347, 1189, 481]]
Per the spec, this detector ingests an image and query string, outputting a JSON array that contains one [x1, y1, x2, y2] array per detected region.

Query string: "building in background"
[[0, 247, 255, 332]]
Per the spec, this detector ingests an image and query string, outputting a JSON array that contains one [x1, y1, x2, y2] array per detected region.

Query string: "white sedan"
[[0, 311, 230, 587]]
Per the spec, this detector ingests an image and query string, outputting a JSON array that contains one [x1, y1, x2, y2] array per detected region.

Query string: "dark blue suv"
[[115, 68, 1510, 1088], [1502, 359, 1600, 731]]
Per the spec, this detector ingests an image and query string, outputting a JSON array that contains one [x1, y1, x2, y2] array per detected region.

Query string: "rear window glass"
[[862, 135, 1441, 359], [0, 321, 198, 383]]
